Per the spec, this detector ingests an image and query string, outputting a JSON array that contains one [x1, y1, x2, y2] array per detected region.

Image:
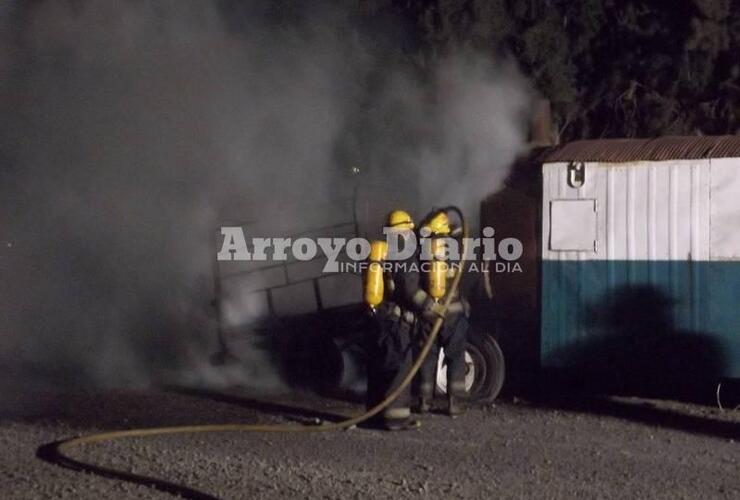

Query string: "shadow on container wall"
[[546, 285, 727, 403]]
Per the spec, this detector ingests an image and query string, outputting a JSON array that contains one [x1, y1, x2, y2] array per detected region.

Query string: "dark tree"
[[363, 0, 740, 140]]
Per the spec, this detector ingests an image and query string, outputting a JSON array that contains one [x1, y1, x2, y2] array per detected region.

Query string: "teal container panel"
[[541, 260, 740, 378]]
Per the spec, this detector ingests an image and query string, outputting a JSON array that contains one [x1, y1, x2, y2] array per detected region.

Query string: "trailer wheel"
[[435, 332, 505, 403]]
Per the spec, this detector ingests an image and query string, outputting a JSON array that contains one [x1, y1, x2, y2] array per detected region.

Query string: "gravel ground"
[[0, 388, 738, 499]]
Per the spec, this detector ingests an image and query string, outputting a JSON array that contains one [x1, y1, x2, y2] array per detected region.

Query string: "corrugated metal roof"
[[544, 135, 740, 163]]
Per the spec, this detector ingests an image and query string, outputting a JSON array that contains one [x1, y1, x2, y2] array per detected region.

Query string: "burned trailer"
[[212, 188, 506, 402], [212, 195, 362, 392], [530, 136, 740, 396]]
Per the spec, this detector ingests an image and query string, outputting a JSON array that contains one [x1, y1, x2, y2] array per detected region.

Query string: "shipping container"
[[539, 136, 740, 385]]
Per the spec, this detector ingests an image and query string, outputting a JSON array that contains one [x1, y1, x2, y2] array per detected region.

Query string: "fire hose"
[[45, 206, 468, 499]]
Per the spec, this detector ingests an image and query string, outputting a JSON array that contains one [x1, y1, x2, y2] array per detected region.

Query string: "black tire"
[[461, 332, 505, 403]]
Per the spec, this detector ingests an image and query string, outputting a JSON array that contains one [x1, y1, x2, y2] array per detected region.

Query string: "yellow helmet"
[[387, 210, 414, 230], [426, 211, 450, 235]]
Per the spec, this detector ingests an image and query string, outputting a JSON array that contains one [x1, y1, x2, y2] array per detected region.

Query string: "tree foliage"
[[363, 0, 740, 140]]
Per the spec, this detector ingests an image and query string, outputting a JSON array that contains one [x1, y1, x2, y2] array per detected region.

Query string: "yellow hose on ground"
[[49, 207, 468, 498]]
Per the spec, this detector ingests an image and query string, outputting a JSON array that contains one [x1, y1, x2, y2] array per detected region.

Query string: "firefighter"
[[414, 211, 469, 417], [364, 209, 440, 430]]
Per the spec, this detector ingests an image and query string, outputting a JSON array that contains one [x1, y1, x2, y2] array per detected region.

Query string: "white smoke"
[[0, 0, 530, 397]]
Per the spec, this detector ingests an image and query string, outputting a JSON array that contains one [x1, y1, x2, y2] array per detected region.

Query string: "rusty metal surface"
[[544, 135, 740, 163]]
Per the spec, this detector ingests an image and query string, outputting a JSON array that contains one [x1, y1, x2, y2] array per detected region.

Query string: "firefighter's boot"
[[414, 344, 437, 414], [415, 390, 432, 414], [383, 407, 421, 431], [446, 393, 466, 417], [446, 381, 467, 417]]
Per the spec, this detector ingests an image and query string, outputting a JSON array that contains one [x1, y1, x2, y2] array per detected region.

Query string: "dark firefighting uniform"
[[365, 251, 426, 428], [415, 265, 470, 410]]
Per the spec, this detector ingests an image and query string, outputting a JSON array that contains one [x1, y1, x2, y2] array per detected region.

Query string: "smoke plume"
[[0, 0, 530, 398]]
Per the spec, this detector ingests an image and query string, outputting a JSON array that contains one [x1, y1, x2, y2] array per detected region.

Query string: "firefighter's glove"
[[446, 301, 464, 315], [421, 301, 446, 323], [446, 299, 471, 317]]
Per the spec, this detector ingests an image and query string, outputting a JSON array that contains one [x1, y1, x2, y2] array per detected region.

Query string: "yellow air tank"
[[428, 237, 448, 300], [364, 240, 388, 309]]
